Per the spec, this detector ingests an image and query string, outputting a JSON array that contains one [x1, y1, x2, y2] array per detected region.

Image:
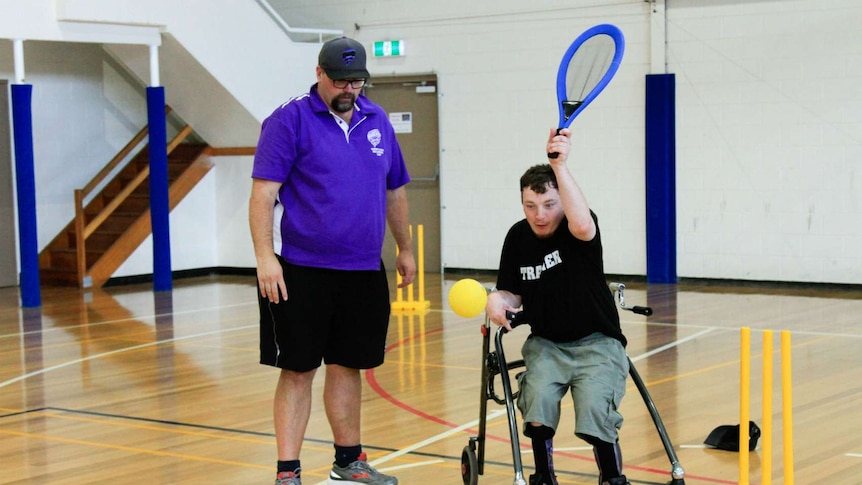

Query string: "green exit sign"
[[373, 40, 405, 57]]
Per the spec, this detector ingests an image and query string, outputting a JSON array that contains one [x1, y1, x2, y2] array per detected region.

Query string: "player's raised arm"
[[546, 128, 595, 241]]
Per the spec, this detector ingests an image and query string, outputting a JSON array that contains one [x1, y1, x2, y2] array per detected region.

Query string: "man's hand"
[[395, 248, 416, 288], [546, 127, 572, 164], [256, 253, 288, 303], [485, 290, 521, 331], [249, 178, 287, 303]]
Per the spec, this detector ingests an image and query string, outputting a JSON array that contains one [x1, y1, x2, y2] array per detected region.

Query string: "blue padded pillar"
[[12, 83, 41, 307], [147, 86, 172, 291], [645, 74, 677, 283]]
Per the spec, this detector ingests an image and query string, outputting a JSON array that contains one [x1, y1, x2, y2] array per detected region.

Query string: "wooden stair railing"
[[68, 107, 169, 285], [72, 124, 194, 285], [71, 126, 148, 284], [34, 103, 216, 288]]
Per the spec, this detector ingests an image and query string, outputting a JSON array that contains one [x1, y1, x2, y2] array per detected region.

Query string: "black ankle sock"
[[277, 460, 301, 475], [334, 444, 362, 467]]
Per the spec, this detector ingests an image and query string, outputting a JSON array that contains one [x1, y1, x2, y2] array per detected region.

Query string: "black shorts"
[[258, 258, 391, 371]]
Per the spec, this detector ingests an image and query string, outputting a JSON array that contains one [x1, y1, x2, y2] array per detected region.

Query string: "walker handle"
[[505, 310, 527, 329]]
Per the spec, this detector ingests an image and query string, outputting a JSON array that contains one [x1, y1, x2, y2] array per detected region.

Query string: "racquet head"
[[555, 24, 625, 130]]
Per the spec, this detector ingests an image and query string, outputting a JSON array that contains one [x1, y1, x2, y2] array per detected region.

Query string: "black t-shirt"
[[495, 211, 625, 345]]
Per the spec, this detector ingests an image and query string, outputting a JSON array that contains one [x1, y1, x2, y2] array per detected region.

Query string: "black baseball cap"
[[318, 37, 370, 80]]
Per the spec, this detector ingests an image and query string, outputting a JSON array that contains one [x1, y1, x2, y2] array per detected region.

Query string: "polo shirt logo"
[[367, 129, 384, 156]]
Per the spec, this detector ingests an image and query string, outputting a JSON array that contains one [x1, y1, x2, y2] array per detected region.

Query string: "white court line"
[[0, 325, 256, 389], [531, 446, 592, 453], [0, 301, 256, 340], [0, 303, 257, 339], [846, 453, 862, 458], [309, 409, 508, 485], [378, 459, 445, 472], [629, 328, 716, 364], [309, 329, 716, 484], [6, 302, 720, 478]]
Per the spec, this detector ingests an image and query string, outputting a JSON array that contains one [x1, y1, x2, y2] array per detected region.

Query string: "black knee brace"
[[524, 424, 555, 440]]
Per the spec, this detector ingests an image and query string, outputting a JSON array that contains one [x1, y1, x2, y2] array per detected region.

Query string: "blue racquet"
[[548, 23, 625, 158]]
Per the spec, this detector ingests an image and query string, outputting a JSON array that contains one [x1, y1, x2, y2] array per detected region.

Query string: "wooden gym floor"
[[1, 273, 861, 484]]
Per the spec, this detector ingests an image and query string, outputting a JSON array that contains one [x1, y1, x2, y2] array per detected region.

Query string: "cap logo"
[[319, 37, 369, 79], [341, 49, 357, 66]]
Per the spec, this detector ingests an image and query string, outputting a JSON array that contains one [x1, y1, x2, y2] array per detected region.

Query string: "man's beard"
[[330, 93, 356, 113]]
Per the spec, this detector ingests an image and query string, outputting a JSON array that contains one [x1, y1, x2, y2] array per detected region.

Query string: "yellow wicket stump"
[[391, 224, 430, 312], [740, 327, 794, 485]]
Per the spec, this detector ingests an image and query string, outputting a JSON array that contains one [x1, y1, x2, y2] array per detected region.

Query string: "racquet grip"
[[547, 128, 563, 159]]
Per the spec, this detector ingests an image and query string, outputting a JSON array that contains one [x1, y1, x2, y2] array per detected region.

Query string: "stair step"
[[97, 212, 142, 232], [39, 267, 80, 287], [49, 248, 104, 269], [99, 150, 198, 198], [85, 231, 127, 252], [58, 213, 142, 249], [117, 194, 151, 212]]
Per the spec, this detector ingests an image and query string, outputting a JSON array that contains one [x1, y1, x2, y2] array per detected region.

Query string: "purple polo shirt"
[[252, 83, 410, 271]]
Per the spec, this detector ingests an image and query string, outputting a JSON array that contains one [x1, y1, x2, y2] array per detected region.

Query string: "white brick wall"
[[4, 0, 860, 284], [670, 0, 862, 283], [294, 0, 862, 284]]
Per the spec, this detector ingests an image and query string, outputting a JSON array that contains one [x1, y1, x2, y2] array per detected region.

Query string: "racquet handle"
[[547, 128, 563, 159]]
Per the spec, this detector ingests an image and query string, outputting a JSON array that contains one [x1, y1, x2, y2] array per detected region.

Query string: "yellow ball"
[[448, 278, 487, 318]]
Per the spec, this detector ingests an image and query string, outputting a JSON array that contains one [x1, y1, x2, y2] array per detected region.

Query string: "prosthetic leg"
[[526, 425, 557, 485], [588, 439, 628, 485]]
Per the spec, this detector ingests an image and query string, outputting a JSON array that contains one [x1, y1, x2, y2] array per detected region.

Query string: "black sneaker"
[[529, 473, 558, 485], [603, 476, 631, 485], [275, 470, 302, 485], [328, 452, 397, 485]]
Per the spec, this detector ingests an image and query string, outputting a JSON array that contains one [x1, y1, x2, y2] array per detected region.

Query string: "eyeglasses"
[[331, 78, 367, 89]]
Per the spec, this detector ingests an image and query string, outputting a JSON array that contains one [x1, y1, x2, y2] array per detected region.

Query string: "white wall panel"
[[670, 0, 862, 283], [3, 0, 860, 284]]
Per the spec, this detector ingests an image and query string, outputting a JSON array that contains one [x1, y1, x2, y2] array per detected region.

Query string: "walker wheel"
[[461, 444, 478, 485]]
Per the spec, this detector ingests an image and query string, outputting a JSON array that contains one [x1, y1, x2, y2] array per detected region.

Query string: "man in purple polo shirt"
[[249, 36, 415, 485]]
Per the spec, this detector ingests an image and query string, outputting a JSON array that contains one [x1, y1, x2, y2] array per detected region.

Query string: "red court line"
[[365, 325, 735, 484]]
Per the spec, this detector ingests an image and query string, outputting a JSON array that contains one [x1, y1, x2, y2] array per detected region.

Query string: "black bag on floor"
[[704, 420, 761, 451]]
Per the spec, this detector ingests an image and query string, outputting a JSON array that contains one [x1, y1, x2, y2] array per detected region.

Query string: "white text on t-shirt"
[[520, 250, 563, 280]]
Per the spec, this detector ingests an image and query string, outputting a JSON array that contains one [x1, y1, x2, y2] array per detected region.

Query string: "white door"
[[364, 75, 441, 272]]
